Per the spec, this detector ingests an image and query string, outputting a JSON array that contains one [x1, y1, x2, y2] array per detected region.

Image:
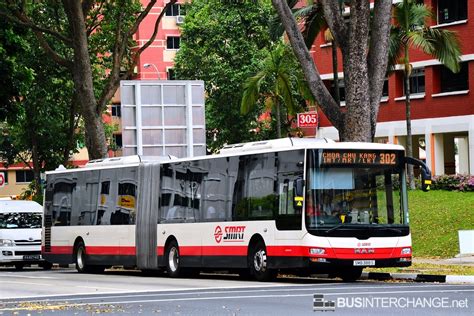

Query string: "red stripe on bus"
[[86, 246, 136, 256], [46, 246, 73, 254]]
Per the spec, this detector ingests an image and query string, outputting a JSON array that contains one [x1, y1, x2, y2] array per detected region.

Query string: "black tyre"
[[165, 240, 181, 278], [41, 262, 53, 270], [75, 242, 106, 274], [249, 241, 277, 282], [14, 263, 24, 271], [339, 267, 363, 282]]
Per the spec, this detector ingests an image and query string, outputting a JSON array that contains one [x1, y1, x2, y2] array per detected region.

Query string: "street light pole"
[[143, 63, 160, 79]]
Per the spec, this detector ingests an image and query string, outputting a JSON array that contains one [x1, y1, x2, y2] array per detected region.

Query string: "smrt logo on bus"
[[214, 225, 246, 243]]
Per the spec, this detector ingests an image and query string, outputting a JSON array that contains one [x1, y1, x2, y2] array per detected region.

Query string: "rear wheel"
[[14, 263, 24, 271], [339, 267, 363, 282], [249, 241, 276, 282], [165, 240, 181, 278]]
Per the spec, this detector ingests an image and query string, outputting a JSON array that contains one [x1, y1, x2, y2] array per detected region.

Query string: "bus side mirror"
[[420, 167, 432, 192], [405, 157, 432, 192], [293, 178, 305, 210]]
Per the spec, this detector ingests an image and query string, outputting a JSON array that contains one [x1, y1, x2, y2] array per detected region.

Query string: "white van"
[[0, 200, 52, 270]]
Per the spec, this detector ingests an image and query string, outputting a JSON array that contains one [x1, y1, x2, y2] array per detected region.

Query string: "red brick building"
[[312, 0, 473, 175]]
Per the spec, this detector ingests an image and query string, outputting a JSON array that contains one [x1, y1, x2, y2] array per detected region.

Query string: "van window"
[[0, 213, 42, 229]]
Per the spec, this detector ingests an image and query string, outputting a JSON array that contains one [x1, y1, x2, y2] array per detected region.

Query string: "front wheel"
[[339, 267, 363, 282], [249, 241, 276, 282], [41, 262, 53, 270], [165, 240, 181, 278], [14, 263, 24, 271]]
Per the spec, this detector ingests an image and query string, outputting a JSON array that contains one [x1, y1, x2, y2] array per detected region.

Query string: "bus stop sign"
[[297, 112, 318, 128]]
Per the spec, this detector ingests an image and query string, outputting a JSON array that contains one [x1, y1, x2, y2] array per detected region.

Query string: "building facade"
[[314, 0, 473, 176]]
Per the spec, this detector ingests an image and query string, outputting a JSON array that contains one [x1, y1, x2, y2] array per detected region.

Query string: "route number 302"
[[380, 153, 396, 165]]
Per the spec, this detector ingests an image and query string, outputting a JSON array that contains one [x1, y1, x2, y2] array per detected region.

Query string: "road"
[[0, 266, 472, 315]]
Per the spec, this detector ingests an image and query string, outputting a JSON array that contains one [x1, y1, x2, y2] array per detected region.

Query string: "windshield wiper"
[[324, 224, 346, 234], [375, 227, 403, 234]]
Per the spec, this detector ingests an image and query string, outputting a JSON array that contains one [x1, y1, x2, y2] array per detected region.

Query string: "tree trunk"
[[63, 1, 108, 159], [331, 41, 340, 106], [404, 67, 416, 189], [275, 98, 282, 138]]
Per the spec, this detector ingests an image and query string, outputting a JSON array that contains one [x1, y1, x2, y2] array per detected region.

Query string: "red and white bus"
[[42, 138, 431, 281]]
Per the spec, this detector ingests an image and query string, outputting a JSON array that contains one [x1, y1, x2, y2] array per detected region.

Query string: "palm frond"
[[302, 3, 326, 49], [277, 72, 297, 115], [240, 71, 266, 115], [387, 27, 404, 74], [425, 28, 462, 73]]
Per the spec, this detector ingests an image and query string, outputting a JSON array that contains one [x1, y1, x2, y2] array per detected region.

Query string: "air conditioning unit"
[[176, 15, 185, 25]]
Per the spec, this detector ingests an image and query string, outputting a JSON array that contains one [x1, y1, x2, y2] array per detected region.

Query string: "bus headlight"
[[0, 239, 15, 247], [401, 247, 412, 255], [309, 248, 325, 255]]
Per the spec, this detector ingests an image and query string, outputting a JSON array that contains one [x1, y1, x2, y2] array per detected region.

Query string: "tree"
[[272, 0, 393, 142], [241, 42, 307, 138], [0, 18, 82, 200], [174, 0, 274, 152], [389, 0, 461, 188], [0, 0, 176, 159]]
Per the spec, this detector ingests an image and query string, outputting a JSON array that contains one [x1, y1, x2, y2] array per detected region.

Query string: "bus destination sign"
[[321, 150, 399, 166]]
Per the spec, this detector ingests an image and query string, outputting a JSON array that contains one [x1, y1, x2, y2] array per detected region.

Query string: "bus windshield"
[[0, 213, 42, 229], [305, 149, 408, 236]]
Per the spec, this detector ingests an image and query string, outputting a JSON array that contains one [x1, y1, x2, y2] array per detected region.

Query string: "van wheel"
[[41, 262, 53, 270], [14, 263, 24, 271], [339, 267, 363, 282], [249, 241, 276, 282], [165, 240, 181, 278]]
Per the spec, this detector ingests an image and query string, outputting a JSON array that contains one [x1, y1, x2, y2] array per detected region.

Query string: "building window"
[[113, 134, 123, 148], [382, 79, 389, 97], [166, 36, 180, 50], [167, 68, 176, 80], [165, 4, 184, 16], [111, 105, 121, 117], [440, 62, 469, 92], [437, 0, 467, 24], [16, 170, 34, 183], [405, 68, 425, 95], [0, 171, 8, 184], [330, 79, 346, 104]]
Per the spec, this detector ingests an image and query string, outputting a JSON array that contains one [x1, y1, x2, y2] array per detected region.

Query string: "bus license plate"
[[23, 255, 40, 261], [353, 260, 375, 266]]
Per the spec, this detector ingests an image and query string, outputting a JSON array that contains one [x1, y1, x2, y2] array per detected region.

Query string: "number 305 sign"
[[297, 112, 318, 128]]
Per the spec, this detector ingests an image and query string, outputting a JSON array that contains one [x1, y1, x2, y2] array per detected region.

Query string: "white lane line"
[[1, 289, 474, 311], [2, 283, 469, 304], [74, 286, 133, 291], [1, 274, 58, 279], [0, 281, 54, 286], [0, 282, 344, 300]]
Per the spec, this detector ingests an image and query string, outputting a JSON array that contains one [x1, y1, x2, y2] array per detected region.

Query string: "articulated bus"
[[42, 138, 431, 281]]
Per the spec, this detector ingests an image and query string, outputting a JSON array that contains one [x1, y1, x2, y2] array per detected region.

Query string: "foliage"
[[431, 175, 474, 192], [19, 180, 43, 204], [174, 0, 274, 152], [0, 0, 175, 159], [241, 42, 310, 138], [408, 190, 474, 258]]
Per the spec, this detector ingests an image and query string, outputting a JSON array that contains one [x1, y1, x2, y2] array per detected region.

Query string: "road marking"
[[1, 284, 470, 304], [0, 281, 54, 286], [1, 274, 58, 279], [75, 285, 134, 291], [1, 289, 473, 311]]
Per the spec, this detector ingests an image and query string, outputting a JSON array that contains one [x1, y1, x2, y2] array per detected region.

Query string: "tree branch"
[[272, 0, 344, 130], [0, 10, 72, 45], [82, 0, 96, 19], [97, 0, 177, 111], [368, 0, 392, 137], [320, 0, 348, 51], [86, 0, 105, 36]]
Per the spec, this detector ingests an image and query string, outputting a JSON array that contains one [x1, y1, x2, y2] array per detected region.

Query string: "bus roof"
[[46, 138, 405, 175], [0, 201, 43, 213]]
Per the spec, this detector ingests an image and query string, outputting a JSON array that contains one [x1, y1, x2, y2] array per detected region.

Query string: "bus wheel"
[[339, 267, 363, 282], [165, 240, 181, 278], [14, 263, 24, 271], [249, 241, 276, 282], [75, 241, 90, 273]]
